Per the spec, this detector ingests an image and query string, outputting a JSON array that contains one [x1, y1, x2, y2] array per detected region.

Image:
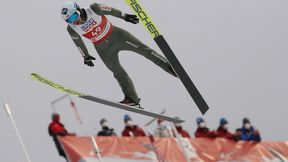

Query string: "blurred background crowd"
[[48, 111, 261, 160]]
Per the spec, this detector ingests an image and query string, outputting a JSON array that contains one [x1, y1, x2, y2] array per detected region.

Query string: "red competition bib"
[[70, 7, 113, 44]]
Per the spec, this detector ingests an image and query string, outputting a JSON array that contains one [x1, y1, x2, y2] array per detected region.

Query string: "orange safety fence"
[[59, 136, 288, 162]]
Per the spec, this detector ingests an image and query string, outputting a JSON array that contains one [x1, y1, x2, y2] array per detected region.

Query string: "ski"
[[124, 0, 209, 114], [31, 73, 184, 123]]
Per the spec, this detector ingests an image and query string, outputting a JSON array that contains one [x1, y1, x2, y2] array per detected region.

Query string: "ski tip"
[[30, 73, 87, 97], [31, 73, 39, 80], [199, 106, 209, 115], [31, 72, 40, 78], [174, 118, 185, 124], [179, 119, 186, 123], [170, 115, 186, 124]]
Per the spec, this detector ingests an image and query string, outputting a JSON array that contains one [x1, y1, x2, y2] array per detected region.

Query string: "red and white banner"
[[59, 136, 288, 162]]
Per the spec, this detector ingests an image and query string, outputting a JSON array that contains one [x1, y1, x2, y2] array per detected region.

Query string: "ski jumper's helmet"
[[61, 1, 81, 24]]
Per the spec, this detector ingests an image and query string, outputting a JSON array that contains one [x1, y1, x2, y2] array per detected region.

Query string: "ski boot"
[[119, 97, 142, 109]]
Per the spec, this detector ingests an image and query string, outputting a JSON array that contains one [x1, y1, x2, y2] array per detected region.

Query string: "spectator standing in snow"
[[174, 116, 190, 138], [240, 118, 261, 142], [97, 118, 117, 136], [122, 114, 146, 137], [216, 118, 235, 140], [48, 113, 75, 160], [154, 119, 174, 138], [194, 117, 217, 138]]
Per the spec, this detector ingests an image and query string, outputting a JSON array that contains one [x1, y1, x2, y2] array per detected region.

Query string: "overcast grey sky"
[[1, 0, 288, 161]]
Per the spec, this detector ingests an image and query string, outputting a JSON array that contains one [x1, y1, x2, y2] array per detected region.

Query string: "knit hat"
[[220, 118, 228, 126], [196, 117, 204, 125], [100, 118, 107, 125], [51, 113, 60, 120], [124, 114, 131, 122], [243, 118, 250, 125]]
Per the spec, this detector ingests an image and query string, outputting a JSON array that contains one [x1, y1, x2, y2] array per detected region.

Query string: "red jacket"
[[175, 126, 190, 138], [194, 127, 217, 138], [216, 126, 235, 140], [48, 120, 70, 159], [48, 121, 68, 137], [122, 125, 146, 137]]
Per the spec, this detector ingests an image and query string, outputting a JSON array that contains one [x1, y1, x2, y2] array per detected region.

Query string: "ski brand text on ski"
[[128, 0, 160, 38]]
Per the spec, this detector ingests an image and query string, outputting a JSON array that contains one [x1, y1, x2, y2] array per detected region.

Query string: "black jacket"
[[97, 127, 117, 136]]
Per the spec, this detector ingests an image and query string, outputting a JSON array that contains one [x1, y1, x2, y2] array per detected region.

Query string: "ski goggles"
[[66, 11, 80, 24]]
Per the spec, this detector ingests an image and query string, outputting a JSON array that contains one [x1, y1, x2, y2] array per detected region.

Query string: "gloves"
[[84, 55, 96, 67], [124, 14, 139, 24]]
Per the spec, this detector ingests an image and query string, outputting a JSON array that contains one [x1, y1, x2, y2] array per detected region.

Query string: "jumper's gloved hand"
[[124, 14, 139, 24], [84, 55, 96, 67]]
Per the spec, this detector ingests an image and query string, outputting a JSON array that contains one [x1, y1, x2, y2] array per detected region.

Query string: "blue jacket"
[[240, 126, 261, 142]]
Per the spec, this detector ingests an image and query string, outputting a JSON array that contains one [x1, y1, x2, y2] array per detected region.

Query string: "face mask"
[[223, 124, 229, 130], [126, 120, 133, 126], [102, 122, 108, 127], [199, 122, 206, 128], [244, 123, 251, 129], [174, 123, 181, 127], [158, 122, 164, 127]]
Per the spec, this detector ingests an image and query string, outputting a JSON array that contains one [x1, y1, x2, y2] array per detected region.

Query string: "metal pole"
[[90, 136, 103, 162], [170, 123, 191, 162], [50, 94, 69, 112], [144, 109, 166, 127], [163, 111, 190, 162], [51, 104, 56, 113], [67, 96, 89, 136], [4, 102, 32, 162], [170, 124, 190, 162], [68, 96, 83, 125], [143, 126, 165, 162], [51, 94, 69, 106], [50, 94, 69, 111], [143, 109, 169, 162]]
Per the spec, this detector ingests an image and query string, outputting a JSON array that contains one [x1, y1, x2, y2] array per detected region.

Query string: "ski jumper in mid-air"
[[61, 1, 177, 106]]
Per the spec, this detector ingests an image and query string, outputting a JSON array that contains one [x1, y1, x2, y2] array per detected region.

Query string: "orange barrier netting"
[[59, 136, 288, 162]]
